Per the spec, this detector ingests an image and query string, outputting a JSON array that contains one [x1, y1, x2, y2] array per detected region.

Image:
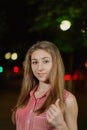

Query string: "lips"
[[37, 73, 45, 77]]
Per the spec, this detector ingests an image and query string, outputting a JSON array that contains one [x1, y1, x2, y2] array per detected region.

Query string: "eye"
[[43, 60, 49, 64], [32, 61, 38, 65]]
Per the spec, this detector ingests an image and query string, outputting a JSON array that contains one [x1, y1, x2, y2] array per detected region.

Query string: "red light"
[[72, 73, 78, 80], [13, 66, 19, 73], [72, 70, 79, 80], [64, 74, 71, 81]]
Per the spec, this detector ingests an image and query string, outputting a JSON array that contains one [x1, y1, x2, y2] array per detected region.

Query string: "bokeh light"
[[60, 20, 71, 31]]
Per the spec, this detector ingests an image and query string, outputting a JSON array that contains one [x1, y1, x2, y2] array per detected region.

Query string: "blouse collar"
[[30, 85, 51, 99]]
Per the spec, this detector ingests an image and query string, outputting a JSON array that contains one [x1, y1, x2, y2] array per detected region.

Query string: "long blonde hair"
[[12, 41, 65, 123]]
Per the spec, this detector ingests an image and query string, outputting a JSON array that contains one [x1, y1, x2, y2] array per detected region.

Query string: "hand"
[[46, 99, 64, 129]]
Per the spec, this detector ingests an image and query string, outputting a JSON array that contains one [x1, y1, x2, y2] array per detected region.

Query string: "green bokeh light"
[[0, 66, 3, 73]]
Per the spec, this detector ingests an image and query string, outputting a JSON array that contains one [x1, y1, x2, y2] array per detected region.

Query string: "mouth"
[[37, 73, 46, 77]]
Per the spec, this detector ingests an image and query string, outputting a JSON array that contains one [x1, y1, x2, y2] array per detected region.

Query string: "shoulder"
[[64, 91, 77, 107], [64, 91, 78, 130], [64, 91, 78, 117]]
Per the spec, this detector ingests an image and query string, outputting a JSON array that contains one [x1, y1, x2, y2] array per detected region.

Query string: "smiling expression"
[[31, 49, 53, 82]]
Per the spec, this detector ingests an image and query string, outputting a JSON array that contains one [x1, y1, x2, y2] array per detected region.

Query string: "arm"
[[46, 93, 78, 130], [64, 93, 78, 130]]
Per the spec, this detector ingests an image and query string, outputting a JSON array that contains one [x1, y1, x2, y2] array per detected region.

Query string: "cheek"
[[48, 64, 52, 71], [46, 67, 52, 77], [31, 67, 35, 73], [31, 66, 37, 75], [47, 68, 52, 73], [31, 65, 35, 74], [31, 64, 36, 70]]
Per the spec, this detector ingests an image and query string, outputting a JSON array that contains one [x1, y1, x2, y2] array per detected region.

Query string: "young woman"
[[12, 41, 78, 130]]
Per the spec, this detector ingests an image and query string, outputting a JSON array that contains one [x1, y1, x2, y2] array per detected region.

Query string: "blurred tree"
[[23, 0, 87, 50], [24, 0, 87, 90], [0, 0, 87, 79]]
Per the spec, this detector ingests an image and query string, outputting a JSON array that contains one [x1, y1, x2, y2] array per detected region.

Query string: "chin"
[[39, 79, 49, 84]]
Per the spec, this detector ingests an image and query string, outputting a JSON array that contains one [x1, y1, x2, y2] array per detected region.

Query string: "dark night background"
[[0, 0, 87, 130]]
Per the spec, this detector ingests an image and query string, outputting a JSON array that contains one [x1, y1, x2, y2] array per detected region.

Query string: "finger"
[[47, 110, 53, 119], [46, 113, 52, 124], [49, 105, 58, 113], [47, 105, 57, 116]]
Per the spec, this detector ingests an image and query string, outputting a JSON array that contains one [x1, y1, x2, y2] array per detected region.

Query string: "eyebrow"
[[31, 57, 50, 60]]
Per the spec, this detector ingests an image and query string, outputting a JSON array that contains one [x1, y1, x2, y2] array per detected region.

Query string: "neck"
[[37, 81, 50, 92]]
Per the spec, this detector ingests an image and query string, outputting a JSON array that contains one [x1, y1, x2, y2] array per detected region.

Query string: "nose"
[[37, 62, 43, 71]]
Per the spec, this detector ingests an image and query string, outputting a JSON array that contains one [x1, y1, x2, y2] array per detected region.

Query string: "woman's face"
[[31, 49, 53, 82]]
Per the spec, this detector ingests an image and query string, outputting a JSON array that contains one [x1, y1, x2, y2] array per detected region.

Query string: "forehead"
[[31, 49, 51, 59]]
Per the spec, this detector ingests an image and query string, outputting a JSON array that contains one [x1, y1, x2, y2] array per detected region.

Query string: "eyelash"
[[32, 60, 49, 65], [43, 60, 49, 63], [32, 61, 38, 64]]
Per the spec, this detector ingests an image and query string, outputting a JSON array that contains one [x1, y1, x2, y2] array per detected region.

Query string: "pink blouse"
[[16, 87, 69, 130]]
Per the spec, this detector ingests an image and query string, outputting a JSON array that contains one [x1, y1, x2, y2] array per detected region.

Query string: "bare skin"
[[31, 49, 78, 130], [31, 49, 52, 97], [46, 93, 78, 130]]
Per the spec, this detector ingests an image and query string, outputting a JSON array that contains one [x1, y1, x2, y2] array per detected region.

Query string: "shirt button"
[[30, 110, 33, 113]]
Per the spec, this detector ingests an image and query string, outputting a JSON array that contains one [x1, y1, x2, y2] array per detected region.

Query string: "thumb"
[[55, 99, 60, 107]]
